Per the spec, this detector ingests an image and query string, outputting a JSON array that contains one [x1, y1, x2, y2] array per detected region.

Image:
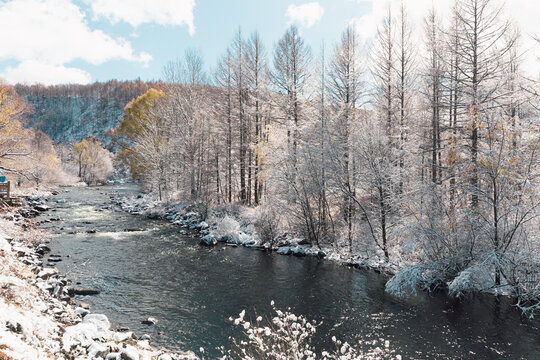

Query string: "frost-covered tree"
[[327, 25, 364, 251], [245, 31, 269, 205], [272, 25, 312, 190], [73, 137, 113, 185]]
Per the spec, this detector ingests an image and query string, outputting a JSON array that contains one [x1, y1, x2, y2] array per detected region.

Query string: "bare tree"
[[372, 6, 395, 138], [395, 2, 416, 189], [272, 25, 312, 192], [245, 31, 269, 205], [328, 25, 364, 252], [453, 0, 516, 208], [215, 48, 235, 203], [423, 7, 444, 185]]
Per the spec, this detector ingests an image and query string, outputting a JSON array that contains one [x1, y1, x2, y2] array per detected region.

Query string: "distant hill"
[[15, 80, 161, 147]]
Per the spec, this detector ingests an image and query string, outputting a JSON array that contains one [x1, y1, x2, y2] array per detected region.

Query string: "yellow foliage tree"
[[73, 138, 90, 178], [73, 137, 113, 184], [111, 88, 164, 179], [0, 80, 32, 177]]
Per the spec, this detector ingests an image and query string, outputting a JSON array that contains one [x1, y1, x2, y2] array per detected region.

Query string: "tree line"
[[115, 0, 540, 313]]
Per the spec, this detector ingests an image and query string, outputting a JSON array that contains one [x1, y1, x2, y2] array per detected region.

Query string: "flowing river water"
[[38, 185, 540, 359]]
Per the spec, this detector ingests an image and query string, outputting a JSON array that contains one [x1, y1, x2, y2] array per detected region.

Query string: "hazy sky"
[[0, 0, 538, 85]]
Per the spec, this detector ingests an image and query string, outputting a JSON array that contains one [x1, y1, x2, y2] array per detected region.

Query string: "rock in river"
[[200, 234, 217, 246], [141, 317, 158, 325], [34, 204, 50, 212], [73, 288, 101, 295], [35, 243, 51, 255]]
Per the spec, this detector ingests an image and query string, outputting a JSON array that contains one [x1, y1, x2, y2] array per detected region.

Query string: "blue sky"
[[0, 0, 538, 85], [85, 0, 369, 82]]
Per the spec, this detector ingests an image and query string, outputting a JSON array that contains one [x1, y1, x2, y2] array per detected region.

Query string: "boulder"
[[12, 246, 28, 257], [37, 268, 58, 279], [34, 204, 50, 212], [35, 243, 51, 255], [74, 288, 100, 295], [79, 302, 91, 309], [121, 345, 139, 360], [137, 339, 151, 349], [75, 307, 90, 317], [141, 317, 158, 326], [276, 246, 292, 255], [87, 341, 108, 358], [200, 234, 217, 247], [62, 314, 111, 351], [106, 352, 122, 360], [83, 314, 111, 332], [113, 331, 133, 342]]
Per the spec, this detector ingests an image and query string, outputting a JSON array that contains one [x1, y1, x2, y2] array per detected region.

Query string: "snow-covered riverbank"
[[114, 194, 403, 276], [0, 203, 197, 360]]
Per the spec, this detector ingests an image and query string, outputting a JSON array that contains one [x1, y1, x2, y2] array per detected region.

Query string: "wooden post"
[[6, 181, 9, 199]]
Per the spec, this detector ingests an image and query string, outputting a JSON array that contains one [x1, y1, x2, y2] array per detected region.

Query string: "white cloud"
[[506, 0, 540, 76], [347, 0, 454, 42], [90, 0, 196, 36], [2, 61, 92, 85], [0, 0, 151, 85], [286, 2, 324, 28]]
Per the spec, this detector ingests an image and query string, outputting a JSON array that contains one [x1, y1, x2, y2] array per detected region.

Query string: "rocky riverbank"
[[0, 196, 198, 360], [112, 193, 402, 276]]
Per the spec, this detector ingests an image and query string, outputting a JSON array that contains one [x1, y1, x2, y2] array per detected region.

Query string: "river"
[[38, 185, 540, 359]]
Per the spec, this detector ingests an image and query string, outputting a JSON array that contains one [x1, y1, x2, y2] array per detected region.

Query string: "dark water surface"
[[40, 185, 540, 359]]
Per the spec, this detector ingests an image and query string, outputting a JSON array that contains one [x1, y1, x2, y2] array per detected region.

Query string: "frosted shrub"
[[213, 216, 241, 239], [447, 261, 492, 298], [385, 265, 428, 297], [254, 206, 282, 245], [503, 250, 540, 317], [223, 302, 398, 360]]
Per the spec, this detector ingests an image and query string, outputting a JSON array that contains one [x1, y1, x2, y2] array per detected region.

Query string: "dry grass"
[[0, 285, 19, 305], [0, 350, 12, 360]]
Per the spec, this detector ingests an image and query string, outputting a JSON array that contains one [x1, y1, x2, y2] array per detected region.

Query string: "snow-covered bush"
[[503, 250, 540, 317], [212, 216, 241, 239], [223, 302, 398, 360], [254, 205, 282, 245], [385, 265, 431, 297]]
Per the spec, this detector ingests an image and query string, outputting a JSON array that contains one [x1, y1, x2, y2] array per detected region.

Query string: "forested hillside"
[[15, 80, 160, 146]]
